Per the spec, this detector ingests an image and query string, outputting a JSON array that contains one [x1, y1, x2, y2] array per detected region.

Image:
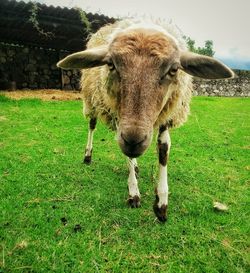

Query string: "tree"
[[184, 37, 215, 57]]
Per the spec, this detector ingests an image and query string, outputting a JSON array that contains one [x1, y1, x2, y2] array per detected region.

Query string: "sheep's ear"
[[57, 46, 109, 69], [180, 51, 235, 79]]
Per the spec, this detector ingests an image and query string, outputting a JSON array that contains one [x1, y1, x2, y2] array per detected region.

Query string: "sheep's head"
[[57, 28, 234, 158]]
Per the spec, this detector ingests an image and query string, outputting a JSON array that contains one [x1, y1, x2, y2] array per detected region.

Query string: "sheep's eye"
[[168, 63, 179, 76], [107, 62, 115, 71], [160, 63, 180, 83]]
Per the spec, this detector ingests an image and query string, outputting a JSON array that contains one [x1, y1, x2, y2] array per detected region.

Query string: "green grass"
[[0, 94, 249, 272]]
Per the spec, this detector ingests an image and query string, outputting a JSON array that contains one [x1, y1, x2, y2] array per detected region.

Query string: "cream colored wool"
[[80, 19, 193, 130]]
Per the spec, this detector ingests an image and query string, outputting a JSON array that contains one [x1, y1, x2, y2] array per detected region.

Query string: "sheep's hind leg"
[[127, 158, 141, 208], [83, 118, 97, 164], [153, 125, 171, 222]]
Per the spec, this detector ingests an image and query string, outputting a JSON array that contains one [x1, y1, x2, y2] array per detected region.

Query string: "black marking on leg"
[[153, 195, 168, 222], [159, 124, 167, 134], [158, 142, 168, 166], [127, 195, 141, 208], [83, 149, 92, 164], [158, 125, 169, 166], [134, 166, 139, 179], [89, 118, 97, 130]]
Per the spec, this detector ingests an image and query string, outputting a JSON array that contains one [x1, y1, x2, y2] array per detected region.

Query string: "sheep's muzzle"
[[118, 125, 152, 158]]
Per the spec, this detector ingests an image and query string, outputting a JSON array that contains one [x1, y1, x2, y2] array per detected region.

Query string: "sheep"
[[57, 19, 234, 222]]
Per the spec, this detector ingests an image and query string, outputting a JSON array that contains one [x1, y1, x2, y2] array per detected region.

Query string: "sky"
[[25, 0, 250, 67]]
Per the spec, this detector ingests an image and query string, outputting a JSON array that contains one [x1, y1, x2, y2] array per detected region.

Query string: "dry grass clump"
[[1, 89, 82, 101]]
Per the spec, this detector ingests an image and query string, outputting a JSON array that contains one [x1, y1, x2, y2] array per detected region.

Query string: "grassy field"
[[0, 94, 249, 272]]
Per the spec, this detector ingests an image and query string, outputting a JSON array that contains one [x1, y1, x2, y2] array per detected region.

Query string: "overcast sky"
[[29, 0, 250, 61]]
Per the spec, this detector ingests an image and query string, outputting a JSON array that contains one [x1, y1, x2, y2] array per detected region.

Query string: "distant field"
[[0, 94, 249, 272]]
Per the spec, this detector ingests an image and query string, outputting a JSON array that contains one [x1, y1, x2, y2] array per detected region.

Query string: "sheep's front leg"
[[153, 125, 171, 222], [127, 158, 141, 208], [83, 118, 97, 164]]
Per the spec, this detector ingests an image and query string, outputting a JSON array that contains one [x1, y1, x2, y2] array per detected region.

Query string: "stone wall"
[[61, 69, 81, 91], [0, 43, 81, 90], [0, 43, 60, 90], [193, 69, 250, 97]]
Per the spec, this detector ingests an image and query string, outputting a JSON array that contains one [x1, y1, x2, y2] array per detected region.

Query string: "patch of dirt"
[[60, 217, 68, 226], [73, 224, 82, 233], [1, 89, 82, 101]]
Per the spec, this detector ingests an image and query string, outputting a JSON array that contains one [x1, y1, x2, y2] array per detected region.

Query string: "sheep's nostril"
[[121, 133, 147, 146]]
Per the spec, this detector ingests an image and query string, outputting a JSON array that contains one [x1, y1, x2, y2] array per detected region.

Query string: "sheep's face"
[[57, 26, 234, 158], [108, 29, 181, 157]]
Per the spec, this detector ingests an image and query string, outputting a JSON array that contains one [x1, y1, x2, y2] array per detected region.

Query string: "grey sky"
[[33, 0, 250, 60]]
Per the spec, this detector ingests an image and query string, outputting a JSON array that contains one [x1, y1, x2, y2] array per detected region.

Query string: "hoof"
[[83, 149, 92, 164], [153, 196, 167, 222], [83, 155, 92, 164], [127, 195, 141, 208]]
